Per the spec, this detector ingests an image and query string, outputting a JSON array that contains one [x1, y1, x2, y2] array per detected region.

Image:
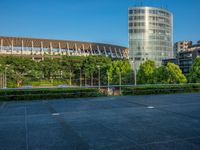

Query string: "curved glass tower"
[[128, 6, 173, 67]]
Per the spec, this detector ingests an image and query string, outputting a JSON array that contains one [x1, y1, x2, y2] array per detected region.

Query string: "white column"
[[103, 46, 107, 57], [41, 41, 43, 55], [119, 49, 123, 58], [21, 40, 24, 55], [67, 42, 70, 56], [75, 43, 78, 55], [109, 47, 113, 58], [97, 45, 101, 55], [59, 42, 61, 55], [0, 39, 2, 51], [11, 40, 13, 54], [114, 48, 118, 58], [82, 44, 85, 56], [50, 42, 53, 55], [31, 41, 34, 55], [90, 44, 93, 55]]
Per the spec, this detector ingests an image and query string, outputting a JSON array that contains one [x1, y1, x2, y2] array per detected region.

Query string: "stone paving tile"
[[0, 93, 199, 150]]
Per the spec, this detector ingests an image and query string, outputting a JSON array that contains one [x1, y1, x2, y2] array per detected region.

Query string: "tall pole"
[[97, 66, 100, 90], [69, 69, 72, 86], [107, 71, 109, 94], [99, 67, 100, 90], [119, 73, 122, 95], [80, 68, 82, 87], [3, 67, 7, 88], [133, 60, 137, 86], [134, 69, 137, 86], [85, 73, 87, 87]]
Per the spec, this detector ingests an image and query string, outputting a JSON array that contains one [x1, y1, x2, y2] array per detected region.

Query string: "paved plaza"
[[0, 93, 200, 150]]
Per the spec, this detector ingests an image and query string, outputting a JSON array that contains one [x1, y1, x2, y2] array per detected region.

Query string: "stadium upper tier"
[[0, 36, 128, 59]]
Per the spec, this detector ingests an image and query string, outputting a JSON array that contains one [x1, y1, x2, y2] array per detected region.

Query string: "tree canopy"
[[188, 57, 200, 83], [137, 61, 187, 84], [0, 56, 132, 87], [0, 55, 192, 88], [137, 60, 156, 84]]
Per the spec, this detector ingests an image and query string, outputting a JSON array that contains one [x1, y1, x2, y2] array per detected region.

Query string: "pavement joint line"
[[87, 116, 143, 149], [138, 135, 200, 146], [158, 101, 200, 108], [155, 107, 200, 121], [125, 99, 200, 121], [124, 100, 152, 107], [24, 105, 29, 150], [44, 102, 90, 149]]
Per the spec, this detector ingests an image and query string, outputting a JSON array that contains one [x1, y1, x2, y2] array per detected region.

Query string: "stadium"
[[0, 36, 128, 60]]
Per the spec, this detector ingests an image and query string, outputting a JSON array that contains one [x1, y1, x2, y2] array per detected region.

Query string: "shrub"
[[122, 84, 200, 95], [0, 88, 105, 101]]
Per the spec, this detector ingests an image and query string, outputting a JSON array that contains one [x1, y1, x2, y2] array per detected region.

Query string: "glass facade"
[[128, 7, 173, 67]]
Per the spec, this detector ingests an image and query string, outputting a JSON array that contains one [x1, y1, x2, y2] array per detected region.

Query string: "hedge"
[[0, 88, 105, 101], [122, 84, 200, 95]]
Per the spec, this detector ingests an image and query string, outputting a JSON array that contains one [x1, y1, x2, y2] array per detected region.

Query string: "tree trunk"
[[119, 73, 121, 95], [16, 80, 22, 88], [85, 74, 87, 86], [91, 73, 93, 86], [69, 69, 72, 86]]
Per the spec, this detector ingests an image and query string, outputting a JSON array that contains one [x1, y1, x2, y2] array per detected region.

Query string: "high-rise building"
[[128, 6, 173, 68], [163, 41, 200, 75], [174, 41, 192, 57]]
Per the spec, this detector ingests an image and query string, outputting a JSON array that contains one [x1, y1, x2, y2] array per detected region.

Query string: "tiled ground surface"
[[0, 93, 200, 150]]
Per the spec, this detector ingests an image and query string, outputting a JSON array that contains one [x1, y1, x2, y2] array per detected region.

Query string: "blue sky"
[[0, 0, 199, 47]]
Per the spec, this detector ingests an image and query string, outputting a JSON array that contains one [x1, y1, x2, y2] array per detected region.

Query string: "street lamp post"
[[107, 71, 110, 94], [85, 73, 87, 87], [4, 67, 7, 88], [97, 65, 100, 90], [132, 59, 137, 86], [79, 68, 82, 87]]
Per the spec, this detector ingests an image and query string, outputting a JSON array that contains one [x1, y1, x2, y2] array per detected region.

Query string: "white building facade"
[[128, 6, 173, 68]]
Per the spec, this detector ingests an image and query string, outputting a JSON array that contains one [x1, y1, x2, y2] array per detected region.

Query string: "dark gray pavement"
[[0, 93, 200, 150]]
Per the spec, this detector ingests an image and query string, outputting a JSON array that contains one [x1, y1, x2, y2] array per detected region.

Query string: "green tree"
[[112, 60, 132, 89], [5, 56, 36, 87], [83, 56, 97, 86], [0, 57, 6, 73], [154, 65, 169, 84], [137, 60, 156, 84], [0, 55, 133, 87], [38, 58, 60, 83], [62, 56, 85, 85], [188, 57, 200, 83], [82, 55, 112, 86], [166, 62, 187, 84]]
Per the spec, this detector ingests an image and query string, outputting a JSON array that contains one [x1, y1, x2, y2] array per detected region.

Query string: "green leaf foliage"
[[0, 55, 132, 87], [188, 57, 200, 83], [166, 62, 187, 84], [137, 60, 156, 84], [137, 61, 187, 84]]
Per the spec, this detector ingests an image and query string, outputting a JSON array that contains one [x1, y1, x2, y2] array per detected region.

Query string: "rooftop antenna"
[[160, 0, 168, 10]]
